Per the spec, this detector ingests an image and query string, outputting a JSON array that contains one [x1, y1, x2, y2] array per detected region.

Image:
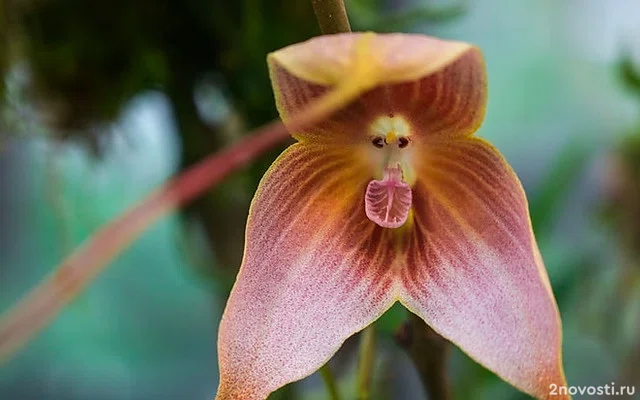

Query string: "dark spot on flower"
[[398, 137, 409, 148], [372, 137, 385, 148]]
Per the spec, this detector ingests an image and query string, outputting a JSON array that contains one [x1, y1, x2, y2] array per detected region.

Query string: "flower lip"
[[364, 165, 412, 229]]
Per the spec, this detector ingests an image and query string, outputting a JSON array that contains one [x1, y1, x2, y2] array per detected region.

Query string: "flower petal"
[[268, 33, 486, 144], [270, 33, 470, 86], [216, 143, 397, 399], [398, 138, 567, 399]]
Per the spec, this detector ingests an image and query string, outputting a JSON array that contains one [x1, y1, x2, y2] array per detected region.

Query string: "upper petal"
[[216, 143, 397, 399], [398, 138, 567, 399], [268, 33, 486, 144]]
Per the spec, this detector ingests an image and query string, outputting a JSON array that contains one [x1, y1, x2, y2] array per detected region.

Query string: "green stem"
[[356, 325, 376, 400], [311, 0, 351, 34], [396, 314, 451, 400], [320, 363, 342, 400]]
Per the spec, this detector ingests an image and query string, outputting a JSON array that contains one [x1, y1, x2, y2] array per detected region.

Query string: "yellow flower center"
[[367, 115, 416, 185]]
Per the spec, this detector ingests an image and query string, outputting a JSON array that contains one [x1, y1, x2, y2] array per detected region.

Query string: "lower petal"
[[398, 138, 567, 399], [217, 143, 397, 399]]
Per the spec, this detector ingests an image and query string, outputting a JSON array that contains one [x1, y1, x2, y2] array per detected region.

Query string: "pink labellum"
[[365, 167, 412, 228]]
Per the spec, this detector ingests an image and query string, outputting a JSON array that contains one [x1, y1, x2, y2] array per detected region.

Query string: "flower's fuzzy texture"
[[217, 33, 567, 400]]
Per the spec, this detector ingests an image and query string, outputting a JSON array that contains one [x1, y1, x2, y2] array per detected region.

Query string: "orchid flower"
[[217, 33, 567, 400]]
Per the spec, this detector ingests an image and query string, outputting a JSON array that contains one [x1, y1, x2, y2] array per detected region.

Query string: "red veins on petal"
[[365, 166, 412, 228]]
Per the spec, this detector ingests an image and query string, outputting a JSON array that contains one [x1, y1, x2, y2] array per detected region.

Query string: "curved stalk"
[[356, 325, 376, 400], [320, 363, 342, 400], [311, 0, 351, 34], [396, 314, 451, 400], [0, 121, 289, 365]]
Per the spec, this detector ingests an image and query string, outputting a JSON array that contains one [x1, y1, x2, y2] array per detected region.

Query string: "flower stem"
[[320, 363, 342, 400], [395, 313, 451, 400], [356, 325, 376, 399], [311, 0, 351, 34]]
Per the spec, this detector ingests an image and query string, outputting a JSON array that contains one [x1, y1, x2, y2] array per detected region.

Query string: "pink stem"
[[0, 120, 290, 364]]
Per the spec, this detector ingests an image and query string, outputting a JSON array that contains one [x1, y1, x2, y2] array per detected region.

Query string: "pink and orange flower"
[[216, 33, 568, 400]]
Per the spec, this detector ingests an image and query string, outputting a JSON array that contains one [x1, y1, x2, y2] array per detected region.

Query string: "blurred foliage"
[[349, 0, 467, 32], [603, 54, 640, 272], [3, 0, 323, 272], [18, 0, 317, 133], [530, 139, 592, 239], [619, 55, 640, 100], [0, 0, 5, 100], [604, 133, 640, 261]]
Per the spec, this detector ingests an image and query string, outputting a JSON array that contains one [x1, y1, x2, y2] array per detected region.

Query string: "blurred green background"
[[1, 0, 640, 399]]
